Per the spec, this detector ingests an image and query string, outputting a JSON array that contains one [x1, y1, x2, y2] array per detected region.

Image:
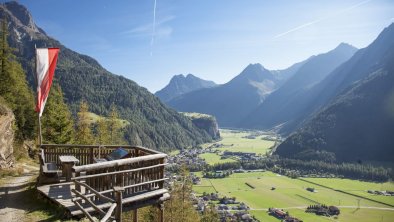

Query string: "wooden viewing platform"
[[36, 144, 170, 222]]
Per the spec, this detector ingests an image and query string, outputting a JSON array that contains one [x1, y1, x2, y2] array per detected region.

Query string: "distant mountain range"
[[155, 74, 217, 102], [276, 23, 394, 163], [168, 64, 280, 126], [241, 43, 358, 133], [0, 1, 213, 151], [166, 44, 357, 128]]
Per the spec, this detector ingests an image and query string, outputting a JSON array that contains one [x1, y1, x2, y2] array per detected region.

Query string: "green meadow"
[[303, 177, 394, 206], [199, 153, 237, 165], [203, 129, 276, 155], [193, 171, 394, 222]]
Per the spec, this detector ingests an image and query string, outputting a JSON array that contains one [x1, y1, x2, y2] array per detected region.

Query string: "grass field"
[[303, 177, 394, 206], [86, 112, 130, 127], [199, 153, 237, 165], [193, 171, 394, 222], [209, 129, 276, 154]]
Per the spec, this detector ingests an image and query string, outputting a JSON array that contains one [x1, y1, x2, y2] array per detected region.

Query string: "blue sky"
[[16, 0, 394, 92]]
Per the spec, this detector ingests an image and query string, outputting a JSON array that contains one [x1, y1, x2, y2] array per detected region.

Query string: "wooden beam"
[[73, 200, 96, 222], [73, 181, 114, 203], [72, 164, 167, 180], [72, 154, 167, 173], [114, 186, 125, 222], [100, 203, 117, 222], [71, 189, 107, 215], [133, 209, 138, 222]]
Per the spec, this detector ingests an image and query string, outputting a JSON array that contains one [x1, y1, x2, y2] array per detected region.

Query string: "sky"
[[15, 0, 394, 92]]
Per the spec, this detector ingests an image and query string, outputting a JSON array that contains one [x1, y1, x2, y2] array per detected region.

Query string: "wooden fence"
[[71, 151, 169, 222], [40, 144, 159, 169]]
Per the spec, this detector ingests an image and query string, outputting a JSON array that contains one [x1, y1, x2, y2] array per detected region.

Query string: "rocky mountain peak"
[[1, 1, 39, 33]]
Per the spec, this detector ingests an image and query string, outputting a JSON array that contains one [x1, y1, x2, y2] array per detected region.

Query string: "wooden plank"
[[122, 189, 168, 204], [73, 154, 167, 173]]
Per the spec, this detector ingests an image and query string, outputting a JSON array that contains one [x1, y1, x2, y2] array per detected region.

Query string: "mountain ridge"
[[275, 23, 394, 163], [155, 73, 216, 103], [1, 1, 214, 151]]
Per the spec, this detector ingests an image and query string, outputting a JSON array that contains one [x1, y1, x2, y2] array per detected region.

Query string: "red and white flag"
[[35, 48, 60, 117]]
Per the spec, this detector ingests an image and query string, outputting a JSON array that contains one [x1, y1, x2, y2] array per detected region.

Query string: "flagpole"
[[35, 44, 43, 145]]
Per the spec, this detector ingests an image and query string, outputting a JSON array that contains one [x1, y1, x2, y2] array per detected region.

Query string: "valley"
[[190, 130, 394, 222]]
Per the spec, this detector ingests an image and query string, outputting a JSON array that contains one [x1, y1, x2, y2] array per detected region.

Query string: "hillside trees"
[[75, 101, 94, 144], [0, 19, 36, 140], [41, 84, 75, 144]]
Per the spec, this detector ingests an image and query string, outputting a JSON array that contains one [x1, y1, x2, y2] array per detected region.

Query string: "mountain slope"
[[168, 63, 278, 127], [155, 74, 216, 103], [276, 23, 394, 162], [241, 43, 357, 131], [0, 1, 213, 151]]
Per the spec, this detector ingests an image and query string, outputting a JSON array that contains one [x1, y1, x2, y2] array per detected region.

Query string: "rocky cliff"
[[0, 102, 15, 168], [183, 113, 220, 140]]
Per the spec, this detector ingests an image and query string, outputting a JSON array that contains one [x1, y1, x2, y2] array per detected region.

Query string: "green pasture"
[[303, 177, 394, 206], [198, 153, 237, 165], [193, 171, 394, 222], [86, 112, 130, 127], [212, 129, 275, 154]]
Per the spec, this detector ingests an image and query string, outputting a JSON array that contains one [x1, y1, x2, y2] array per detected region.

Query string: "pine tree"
[[0, 19, 36, 140], [108, 104, 124, 144], [76, 101, 94, 144], [96, 116, 110, 144], [41, 84, 75, 144]]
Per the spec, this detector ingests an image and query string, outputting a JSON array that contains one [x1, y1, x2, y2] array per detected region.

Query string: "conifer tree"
[[108, 104, 124, 144], [96, 116, 110, 144], [76, 101, 94, 144], [0, 19, 36, 140], [41, 84, 75, 144]]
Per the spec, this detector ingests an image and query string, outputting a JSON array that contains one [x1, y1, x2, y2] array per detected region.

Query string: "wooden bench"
[[38, 149, 60, 184]]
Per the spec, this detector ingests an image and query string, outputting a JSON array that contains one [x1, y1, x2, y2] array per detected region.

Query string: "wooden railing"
[[71, 152, 168, 221], [72, 184, 121, 222], [40, 144, 160, 169]]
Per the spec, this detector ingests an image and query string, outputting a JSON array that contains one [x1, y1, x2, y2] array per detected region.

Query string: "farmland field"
[[302, 177, 394, 206], [199, 153, 237, 165], [193, 171, 394, 222], [204, 129, 276, 154]]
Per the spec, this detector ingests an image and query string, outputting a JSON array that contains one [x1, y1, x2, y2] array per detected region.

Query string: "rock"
[[0, 103, 15, 168]]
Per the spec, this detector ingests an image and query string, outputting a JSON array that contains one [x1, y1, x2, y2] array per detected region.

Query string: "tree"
[[0, 19, 36, 140], [96, 116, 110, 144], [200, 204, 220, 222], [75, 101, 94, 144], [41, 84, 75, 144], [108, 104, 124, 144]]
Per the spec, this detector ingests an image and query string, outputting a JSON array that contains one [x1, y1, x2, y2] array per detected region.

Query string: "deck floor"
[[37, 181, 82, 215], [37, 182, 168, 217]]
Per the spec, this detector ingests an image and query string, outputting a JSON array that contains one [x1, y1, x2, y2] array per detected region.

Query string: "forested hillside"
[[0, 1, 213, 151]]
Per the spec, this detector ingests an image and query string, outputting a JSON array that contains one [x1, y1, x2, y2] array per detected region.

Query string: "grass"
[[209, 129, 275, 154], [302, 177, 394, 206], [199, 153, 237, 165], [86, 112, 130, 127], [193, 171, 394, 222]]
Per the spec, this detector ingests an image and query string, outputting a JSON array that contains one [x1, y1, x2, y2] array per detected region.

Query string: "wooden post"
[[114, 186, 125, 222], [75, 172, 81, 192], [158, 203, 164, 222], [133, 209, 138, 222], [89, 147, 94, 164]]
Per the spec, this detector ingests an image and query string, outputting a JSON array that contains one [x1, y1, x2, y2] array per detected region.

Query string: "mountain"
[[168, 63, 278, 127], [155, 74, 217, 103], [275, 23, 394, 163], [0, 1, 213, 151], [241, 43, 357, 132]]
